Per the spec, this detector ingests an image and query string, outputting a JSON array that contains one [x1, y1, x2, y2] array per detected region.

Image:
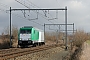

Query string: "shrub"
[[0, 25, 18, 48], [73, 30, 88, 47]]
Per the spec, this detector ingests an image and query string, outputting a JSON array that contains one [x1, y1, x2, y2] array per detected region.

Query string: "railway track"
[[0, 44, 62, 60], [0, 48, 21, 54]]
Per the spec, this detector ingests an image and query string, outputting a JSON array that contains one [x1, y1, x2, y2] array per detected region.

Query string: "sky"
[[0, 0, 90, 34]]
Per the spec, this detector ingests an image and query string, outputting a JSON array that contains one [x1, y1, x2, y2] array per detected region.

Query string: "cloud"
[[69, 1, 83, 9], [0, 0, 90, 34]]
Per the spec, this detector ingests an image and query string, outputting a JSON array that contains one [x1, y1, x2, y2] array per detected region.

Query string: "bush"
[[73, 30, 88, 47], [45, 32, 56, 42], [0, 40, 10, 49], [0, 25, 18, 48]]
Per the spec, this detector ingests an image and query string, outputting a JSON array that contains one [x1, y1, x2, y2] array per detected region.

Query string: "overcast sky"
[[0, 0, 90, 34]]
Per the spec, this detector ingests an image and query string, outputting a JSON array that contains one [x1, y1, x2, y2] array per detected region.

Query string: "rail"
[[0, 44, 62, 60]]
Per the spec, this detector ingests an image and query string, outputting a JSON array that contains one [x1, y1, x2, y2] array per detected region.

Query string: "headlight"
[[28, 38, 31, 40], [20, 38, 22, 40]]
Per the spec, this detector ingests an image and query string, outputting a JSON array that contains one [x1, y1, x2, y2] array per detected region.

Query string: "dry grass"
[[73, 30, 88, 47], [0, 39, 3, 44], [45, 32, 56, 44], [45, 32, 64, 42], [86, 40, 90, 45], [70, 30, 89, 60], [0, 38, 10, 49], [0, 25, 18, 49]]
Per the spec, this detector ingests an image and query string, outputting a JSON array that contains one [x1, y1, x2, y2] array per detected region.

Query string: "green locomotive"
[[18, 26, 45, 47]]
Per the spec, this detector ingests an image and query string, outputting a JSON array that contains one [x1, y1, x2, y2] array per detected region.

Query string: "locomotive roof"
[[21, 26, 43, 32], [23, 26, 33, 28]]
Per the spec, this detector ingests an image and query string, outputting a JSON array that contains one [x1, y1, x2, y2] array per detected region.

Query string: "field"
[[86, 40, 90, 45]]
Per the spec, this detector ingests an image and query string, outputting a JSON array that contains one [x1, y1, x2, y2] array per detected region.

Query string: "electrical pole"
[[56, 30, 58, 44], [44, 23, 45, 43], [10, 7, 12, 48], [65, 6, 68, 50]]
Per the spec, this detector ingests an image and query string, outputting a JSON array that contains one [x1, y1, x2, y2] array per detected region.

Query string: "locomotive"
[[18, 26, 45, 47]]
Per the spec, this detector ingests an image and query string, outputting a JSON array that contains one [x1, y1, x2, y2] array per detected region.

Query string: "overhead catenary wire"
[[0, 2, 9, 8], [0, 2, 9, 13], [0, 2, 61, 32], [15, 0, 61, 30], [27, 0, 58, 19], [0, 1, 65, 31], [27, 0, 58, 20], [48, 10, 58, 20], [15, 0, 56, 23], [0, 0, 61, 29], [15, 0, 58, 24], [0, 7, 51, 30], [0, 3, 45, 27], [21, 10, 39, 20]]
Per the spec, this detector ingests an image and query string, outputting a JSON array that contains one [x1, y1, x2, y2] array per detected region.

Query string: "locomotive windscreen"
[[20, 29, 31, 34]]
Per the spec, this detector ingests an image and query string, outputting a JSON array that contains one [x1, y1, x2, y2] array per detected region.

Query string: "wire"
[[27, 0, 58, 20], [0, 2, 9, 8], [24, 0, 60, 29], [0, 2, 45, 27], [0, 1, 60, 31], [21, 10, 38, 20], [15, 0, 58, 23], [48, 10, 58, 20]]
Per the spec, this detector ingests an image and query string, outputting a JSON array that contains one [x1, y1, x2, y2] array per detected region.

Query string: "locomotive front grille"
[[22, 41, 28, 44], [18, 40, 33, 45]]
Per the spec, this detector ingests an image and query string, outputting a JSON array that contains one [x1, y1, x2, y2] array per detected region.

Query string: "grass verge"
[[86, 40, 90, 45]]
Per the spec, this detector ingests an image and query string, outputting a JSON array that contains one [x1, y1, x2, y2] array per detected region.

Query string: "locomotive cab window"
[[27, 30, 31, 34], [20, 29, 31, 34]]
